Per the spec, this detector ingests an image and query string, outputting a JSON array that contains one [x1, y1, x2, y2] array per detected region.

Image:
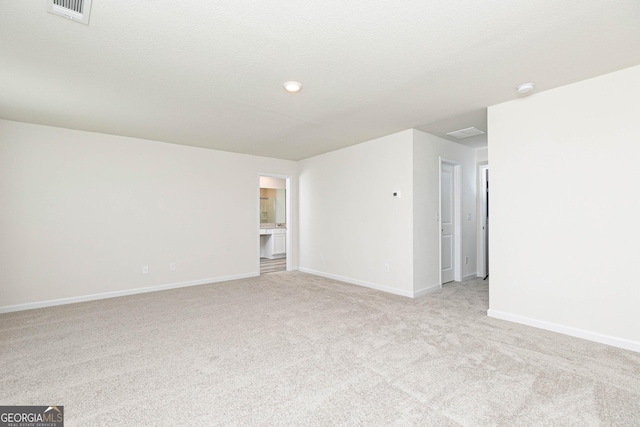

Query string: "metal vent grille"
[[47, 0, 93, 25], [54, 0, 84, 14], [446, 127, 485, 139]]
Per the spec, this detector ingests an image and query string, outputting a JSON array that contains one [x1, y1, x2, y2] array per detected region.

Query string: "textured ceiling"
[[1, 1, 639, 160]]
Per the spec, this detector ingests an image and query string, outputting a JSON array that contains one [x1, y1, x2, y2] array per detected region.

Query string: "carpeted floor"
[[1, 272, 639, 426]]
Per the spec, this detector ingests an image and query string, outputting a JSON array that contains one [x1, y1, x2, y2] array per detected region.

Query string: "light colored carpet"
[[1, 272, 639, 426]]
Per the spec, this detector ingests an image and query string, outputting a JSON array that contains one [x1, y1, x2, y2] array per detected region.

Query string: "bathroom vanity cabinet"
[[260, 227, 286, 259]]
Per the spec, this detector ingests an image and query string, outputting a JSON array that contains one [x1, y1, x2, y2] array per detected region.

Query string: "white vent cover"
[[47, 0, 93, 25], [446, 127, 485, 139]]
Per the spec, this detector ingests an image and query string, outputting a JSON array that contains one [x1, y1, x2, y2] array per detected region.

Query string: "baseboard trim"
[[487, 309, 640, 353], [0, 272, 259, 314], [298, 267, 416, 298], [462, 273, 478, 281], [413, 283, 442, 298]]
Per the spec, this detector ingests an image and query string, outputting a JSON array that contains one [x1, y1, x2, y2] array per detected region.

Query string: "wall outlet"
[[142, 265, 149, 274], [170, 263, 176, 271], [384, 263, 390, 272], [320, 255, 325, 263]]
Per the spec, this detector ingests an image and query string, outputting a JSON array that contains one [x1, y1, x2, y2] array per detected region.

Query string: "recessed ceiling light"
[[283, 81, 302, 92], [516, 82, 535, 94]]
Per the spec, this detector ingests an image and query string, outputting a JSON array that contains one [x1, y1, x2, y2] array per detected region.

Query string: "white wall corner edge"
[[413, 283, 441, 298], [0, 272, 260, 314], [298, 267, 414, 298], [487, 309, 640, 354]]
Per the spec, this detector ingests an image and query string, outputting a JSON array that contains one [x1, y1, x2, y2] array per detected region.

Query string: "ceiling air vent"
[[446, 127, 485, 139], [47, 0, 93, 25]]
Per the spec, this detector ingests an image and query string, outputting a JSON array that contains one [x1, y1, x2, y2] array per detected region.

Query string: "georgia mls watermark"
[[0, 406, 63, 427]]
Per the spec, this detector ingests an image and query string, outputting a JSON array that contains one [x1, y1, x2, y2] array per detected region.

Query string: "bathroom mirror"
[[260, 188, 286, 224]]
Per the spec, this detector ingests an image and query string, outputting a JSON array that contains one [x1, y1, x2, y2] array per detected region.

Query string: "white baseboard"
[[462, 273, 478, 282], [0, 272, 259, 314], [298, 267, 433, 298], [413, 283, 442, 298], [487, 309, 640, 353]]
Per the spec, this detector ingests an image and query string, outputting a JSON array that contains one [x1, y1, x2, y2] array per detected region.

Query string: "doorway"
[[258, 174, 291, 274], [477, 164, 489, 279], [440, 159, 462, 285]]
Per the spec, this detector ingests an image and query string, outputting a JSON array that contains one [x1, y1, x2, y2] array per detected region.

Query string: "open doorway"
[[477, 163, 489, 279], [258, 175, 291, 274]]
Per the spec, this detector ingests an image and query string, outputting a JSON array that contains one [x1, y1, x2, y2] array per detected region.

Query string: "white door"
[[441, 164, 455, 283]]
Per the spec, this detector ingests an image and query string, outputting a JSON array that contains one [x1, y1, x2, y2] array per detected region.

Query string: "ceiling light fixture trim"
[[283, 81, 303, 92], [516, 82, 535, 94]]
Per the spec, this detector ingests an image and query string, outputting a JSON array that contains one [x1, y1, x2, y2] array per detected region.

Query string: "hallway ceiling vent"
[[47, 0, 93, 25], [446, 127, 485, 139]]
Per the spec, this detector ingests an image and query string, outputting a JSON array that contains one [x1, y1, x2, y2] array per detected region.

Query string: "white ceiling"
[[1, 1, 639, 160]]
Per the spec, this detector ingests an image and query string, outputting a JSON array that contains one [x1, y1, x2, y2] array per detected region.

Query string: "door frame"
[[439, 157, 462, 285], [477, 162, 489, 278], [257, 173, 292, 272]]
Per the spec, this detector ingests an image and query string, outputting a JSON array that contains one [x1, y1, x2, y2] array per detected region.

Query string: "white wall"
[[476, 147, 488, 163], [298, 128, 477, 297], [1, 120, 479, 309], [488, 65, 640, 350], [298, 130, 415, 295], [413, 130, 478, 294], [0, 120, 298, 310]]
